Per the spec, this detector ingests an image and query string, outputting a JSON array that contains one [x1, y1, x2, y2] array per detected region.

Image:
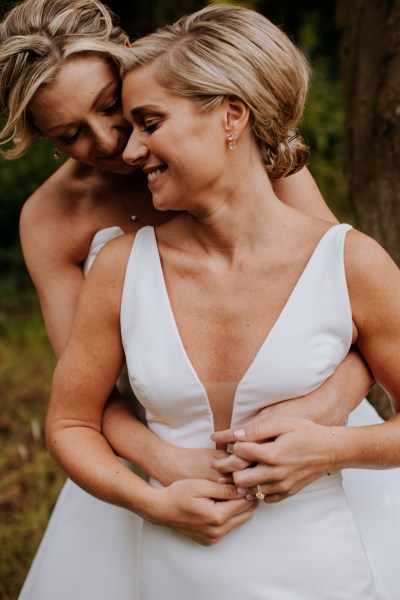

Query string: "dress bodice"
[[83, 226, 125, 277], [121, 224, 353, 449]]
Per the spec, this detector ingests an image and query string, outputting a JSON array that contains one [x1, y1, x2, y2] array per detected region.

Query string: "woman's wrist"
[[123, 480, 167, 523], [139, 485, 187, 527], [326, 422, 390, 471], [144, 441, 183, 485]]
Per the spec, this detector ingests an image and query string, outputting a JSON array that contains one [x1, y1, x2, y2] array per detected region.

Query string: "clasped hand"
[[156, 479, 256, 546], [211, 417, 337, 503], [156, 416, 335, 546]]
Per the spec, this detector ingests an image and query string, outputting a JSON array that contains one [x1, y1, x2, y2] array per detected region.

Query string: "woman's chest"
[[161, 259, 318, 383]]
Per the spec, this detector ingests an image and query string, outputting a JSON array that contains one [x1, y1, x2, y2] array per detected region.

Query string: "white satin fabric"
[[19, 225, 400, 599], [121, 225, 392, 599], [19, 227, 143, 600]]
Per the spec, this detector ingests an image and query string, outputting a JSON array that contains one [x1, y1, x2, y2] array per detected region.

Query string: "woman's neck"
[[184, 172, 286, 258]]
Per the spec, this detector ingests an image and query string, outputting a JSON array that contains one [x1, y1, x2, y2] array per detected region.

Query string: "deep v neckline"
[[150, 224, 342, 392]]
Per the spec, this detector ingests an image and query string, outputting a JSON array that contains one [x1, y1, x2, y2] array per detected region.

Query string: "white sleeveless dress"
[[120, 224, 393, 599], [18, 225, 400, 599], [18, 227, 143, 600]]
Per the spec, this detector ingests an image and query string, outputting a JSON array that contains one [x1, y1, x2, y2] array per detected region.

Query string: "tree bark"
[[337, 0, 400, 418]]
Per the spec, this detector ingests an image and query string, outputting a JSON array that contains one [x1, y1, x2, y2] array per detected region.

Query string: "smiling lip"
[[145, 166, 167, 186]]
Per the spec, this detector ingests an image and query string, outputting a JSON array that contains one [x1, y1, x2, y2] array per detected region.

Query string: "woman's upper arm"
[[20, 195, 86, 357], [272, 166, 338, 223], [48, 238, 131, 426], [346, 230, 400, 412]]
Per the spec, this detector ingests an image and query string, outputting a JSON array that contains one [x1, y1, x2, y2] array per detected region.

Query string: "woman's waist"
[[294, 470, 342, 494], [149, 471, 342, 493]]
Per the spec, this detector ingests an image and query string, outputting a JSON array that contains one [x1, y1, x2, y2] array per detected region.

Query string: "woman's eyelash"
[[143, 122, 158, 133], [60, 131, 80, 145], [103, 99, 121, 114]]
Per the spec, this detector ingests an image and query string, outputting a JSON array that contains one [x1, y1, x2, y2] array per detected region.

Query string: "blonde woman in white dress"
[[45, 5, 400, 598], [0, 1, 381, 598]]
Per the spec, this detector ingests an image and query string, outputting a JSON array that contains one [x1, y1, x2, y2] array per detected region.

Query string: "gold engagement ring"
[[256, 484, 265, 500]]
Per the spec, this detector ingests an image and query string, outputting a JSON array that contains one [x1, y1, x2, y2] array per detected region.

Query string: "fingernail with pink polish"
[[218, 477, 227, 484], [236, 487, 247, 495], [234, 429, 246, 438]]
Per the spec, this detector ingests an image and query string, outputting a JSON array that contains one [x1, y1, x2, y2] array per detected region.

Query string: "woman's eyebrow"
[[129, 105, 161, 117], [47, 80, 117, 133]]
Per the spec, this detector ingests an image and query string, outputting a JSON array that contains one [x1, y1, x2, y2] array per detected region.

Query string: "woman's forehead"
[[121, 67, 168, 107], [29, 56, 119, 127]]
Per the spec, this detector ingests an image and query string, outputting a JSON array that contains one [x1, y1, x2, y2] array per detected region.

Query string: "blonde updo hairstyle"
[[0, 0, 130, 158], [120, 4, 310, 178]]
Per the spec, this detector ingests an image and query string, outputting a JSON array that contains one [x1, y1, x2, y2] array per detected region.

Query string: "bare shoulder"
[[80, 232, 137, 319], [21, 159, 87, 223], [344, 228, 399, 284], [20, 160, 98, 264], [344, 228, 400, 323], [86, 232, 137, 286]]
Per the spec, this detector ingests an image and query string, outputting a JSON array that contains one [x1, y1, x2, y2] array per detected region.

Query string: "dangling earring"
[[227, 132, 238, 151], [53, 147, 60, 160]]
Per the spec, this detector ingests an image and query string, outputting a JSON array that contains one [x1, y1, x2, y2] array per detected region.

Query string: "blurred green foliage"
[[0, 287, 61, 600]]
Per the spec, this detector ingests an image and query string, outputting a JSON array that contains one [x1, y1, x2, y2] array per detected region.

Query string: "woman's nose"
[[122, 133, 149, 166], [94, 121, 120, 155]]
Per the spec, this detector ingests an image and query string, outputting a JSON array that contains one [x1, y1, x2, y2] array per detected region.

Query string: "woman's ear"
[[223, 96, 250, 136]]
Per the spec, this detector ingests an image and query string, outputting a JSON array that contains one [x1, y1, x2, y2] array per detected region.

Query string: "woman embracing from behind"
[[0, 1, 380, 597], [46, 4, 400, 598]]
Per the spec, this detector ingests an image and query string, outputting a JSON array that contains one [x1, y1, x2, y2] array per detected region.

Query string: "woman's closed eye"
[[101, 98, 122, 115], [60, 129, 81, 145], [142, 121, 159, 134]]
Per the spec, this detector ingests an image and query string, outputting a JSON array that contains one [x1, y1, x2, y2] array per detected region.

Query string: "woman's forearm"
[[103, 390, 230, 485], [272, 166, 338, 222], [47, 419, 162, 519], [334, 414, 400, 469], [255, 347, 374, 426], [103, 390, 181, 485], [46, 418, 254, 546], [303, 347, 374, 425]]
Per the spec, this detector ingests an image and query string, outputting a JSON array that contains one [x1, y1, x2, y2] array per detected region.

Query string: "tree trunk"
[[337, 0, 400, 418]]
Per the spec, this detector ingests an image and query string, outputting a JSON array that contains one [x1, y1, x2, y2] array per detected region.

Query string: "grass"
[[0, 281, 65, 600]]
